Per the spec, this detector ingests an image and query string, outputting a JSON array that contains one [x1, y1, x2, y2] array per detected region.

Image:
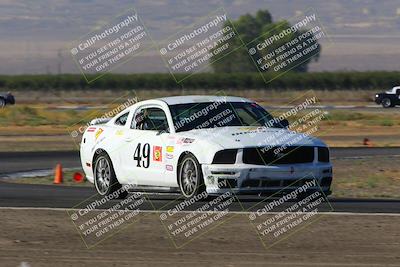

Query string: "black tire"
[[93, 152, 128, 199], [178, 153, 206, 199], [0, 98, 5, 108], [381, 98, 394, 108], [296, 191, 314, 200]]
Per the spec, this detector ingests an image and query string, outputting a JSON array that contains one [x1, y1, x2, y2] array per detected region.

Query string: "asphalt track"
[[0, 181, 399, 213], [1, 147, 399, 213]]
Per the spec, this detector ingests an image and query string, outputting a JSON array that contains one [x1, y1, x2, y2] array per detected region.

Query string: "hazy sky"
[[0, 0, 399, 74]]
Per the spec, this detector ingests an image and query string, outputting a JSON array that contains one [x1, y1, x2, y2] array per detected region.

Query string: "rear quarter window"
[[115, 112, 129, 126]]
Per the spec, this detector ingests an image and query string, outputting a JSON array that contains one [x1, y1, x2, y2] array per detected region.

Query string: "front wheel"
[[0, 98, 5, 108], [382, 98, 394, 108], [178, 154, 206, 199], [93, 152, 128, 199]]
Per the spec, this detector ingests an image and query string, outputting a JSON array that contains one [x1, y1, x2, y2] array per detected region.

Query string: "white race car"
[[80, 96, 332, 199]]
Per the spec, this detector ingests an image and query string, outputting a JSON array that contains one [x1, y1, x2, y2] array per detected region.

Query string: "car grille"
[[242, 146, 314, 165], [241, 178, 317, 188]]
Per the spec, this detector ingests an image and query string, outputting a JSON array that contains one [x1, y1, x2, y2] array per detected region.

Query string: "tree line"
[[0, 72, 398, 90]]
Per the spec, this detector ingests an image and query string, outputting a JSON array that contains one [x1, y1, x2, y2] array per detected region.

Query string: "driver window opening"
[[132, 107, 169, 132]]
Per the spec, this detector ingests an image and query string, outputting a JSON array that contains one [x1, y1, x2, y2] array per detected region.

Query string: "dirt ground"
[[0, 209, 399, 267]]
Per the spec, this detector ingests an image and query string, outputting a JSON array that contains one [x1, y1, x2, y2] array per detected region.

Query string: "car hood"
[[179, 126, 325, 149]]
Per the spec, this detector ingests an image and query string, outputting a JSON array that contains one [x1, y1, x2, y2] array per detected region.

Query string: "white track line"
[[0, 206, 399, 216]]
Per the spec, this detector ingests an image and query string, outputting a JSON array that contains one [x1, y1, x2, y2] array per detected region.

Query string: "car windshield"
[[169, 101, 282, 132]]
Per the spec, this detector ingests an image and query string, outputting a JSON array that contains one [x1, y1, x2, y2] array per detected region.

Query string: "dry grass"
[[332, 156, 400, 198], [0, 107, 400, 151], [0, 135, 77, 151], [0, 105, 102, 127], [0, 89, 399, 151]]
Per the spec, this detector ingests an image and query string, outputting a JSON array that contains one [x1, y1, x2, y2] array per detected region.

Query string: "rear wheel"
[[93, 152, 128, 199], [178, 154, 206, 199], [382, 98, 394, 108]]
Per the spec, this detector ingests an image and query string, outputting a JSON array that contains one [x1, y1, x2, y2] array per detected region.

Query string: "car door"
[[119, 105, 171, 186]]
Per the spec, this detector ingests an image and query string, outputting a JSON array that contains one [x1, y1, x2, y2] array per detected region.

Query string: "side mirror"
[[156, 122, 170, 135], [156, 129, 169, 135]]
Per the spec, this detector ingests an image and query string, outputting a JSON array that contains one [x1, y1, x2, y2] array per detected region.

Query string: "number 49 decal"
[[134, 143, 150, 168]]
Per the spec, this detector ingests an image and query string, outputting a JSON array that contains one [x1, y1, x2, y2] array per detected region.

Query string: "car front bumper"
[[374, 96, 382, 104], [202, 163, 333, 196]]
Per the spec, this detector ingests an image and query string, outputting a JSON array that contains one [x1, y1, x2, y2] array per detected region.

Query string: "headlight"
[[375, 94, 379, 98], [318, 147, 330, 162], [212, 149, 237, 164]]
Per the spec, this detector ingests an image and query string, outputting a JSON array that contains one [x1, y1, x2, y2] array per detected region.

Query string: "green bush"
[[0, 71, 399, 91]]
